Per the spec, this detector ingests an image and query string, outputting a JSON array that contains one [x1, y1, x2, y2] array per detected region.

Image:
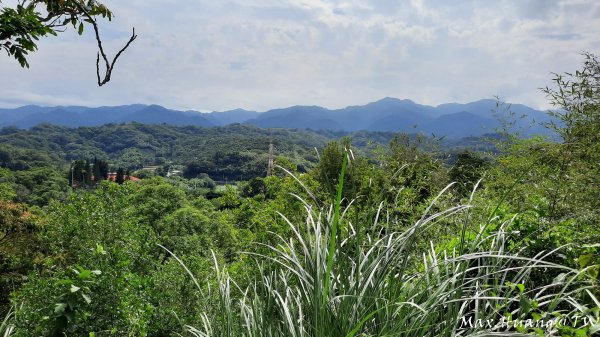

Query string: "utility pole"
[[267, 137, 274, 176], [70, 161, 74, 188]]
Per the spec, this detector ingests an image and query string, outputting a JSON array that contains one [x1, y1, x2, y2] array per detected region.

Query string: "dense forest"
[[0, 123, 329, 178], [1, 56, 600, 337], [0, 121, 492, 206]]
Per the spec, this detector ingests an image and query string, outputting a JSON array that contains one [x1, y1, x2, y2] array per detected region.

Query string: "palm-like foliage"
[[181, 172, 599, 336]]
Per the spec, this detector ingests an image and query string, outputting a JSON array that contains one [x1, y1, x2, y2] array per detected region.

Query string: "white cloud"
[[1, 0, 598, 111]]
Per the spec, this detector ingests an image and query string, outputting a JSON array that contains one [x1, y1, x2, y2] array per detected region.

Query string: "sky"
[[1, 0, 599, 111]]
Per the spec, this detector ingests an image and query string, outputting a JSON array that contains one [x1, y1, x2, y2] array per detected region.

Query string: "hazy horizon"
[[0, 97, 552, 114]]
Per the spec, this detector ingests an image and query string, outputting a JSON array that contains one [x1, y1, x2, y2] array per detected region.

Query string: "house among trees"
[[107, 172, 141, 183], [69, 159, 140, 186]]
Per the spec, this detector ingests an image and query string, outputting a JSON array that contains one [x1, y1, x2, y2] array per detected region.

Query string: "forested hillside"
[[0, 123, 329, 180], [0, 122, 493, 194]]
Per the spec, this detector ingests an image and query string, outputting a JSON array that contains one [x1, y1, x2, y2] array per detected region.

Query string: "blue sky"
[[1, 0, 598, 111]]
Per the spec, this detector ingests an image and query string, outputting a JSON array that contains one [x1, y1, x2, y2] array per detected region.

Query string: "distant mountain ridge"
[[0, 98, 556, 138]]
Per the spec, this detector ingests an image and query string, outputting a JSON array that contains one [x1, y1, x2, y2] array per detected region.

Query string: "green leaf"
[[96, 243, 106, 255], [520, 296, 531, 314], [323, 152, 347, 305], [54, 302, 67, 314], [57, 278, 73, 285], [78, 23, 84, 35], [78, 269, 91, 279], [552, 273, 566, 284], [579, 254, 593, 268], [81, 293, 91, 304]]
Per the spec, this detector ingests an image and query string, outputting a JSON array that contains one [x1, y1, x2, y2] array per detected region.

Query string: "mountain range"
[[0, 98, 557, 138]]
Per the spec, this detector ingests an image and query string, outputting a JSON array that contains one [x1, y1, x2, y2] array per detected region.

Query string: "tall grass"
[[177, 165, 598, 336], [0, 307, 15, 337]]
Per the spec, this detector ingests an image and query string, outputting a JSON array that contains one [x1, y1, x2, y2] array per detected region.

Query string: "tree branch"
[[75, 2, 137, 86], [96, 27, 137, 86]]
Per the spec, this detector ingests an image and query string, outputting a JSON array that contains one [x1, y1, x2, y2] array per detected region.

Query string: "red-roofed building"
[[106, 173, 141, 182]]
